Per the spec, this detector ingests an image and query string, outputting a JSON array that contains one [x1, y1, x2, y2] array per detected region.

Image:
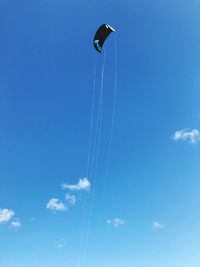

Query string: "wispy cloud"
[[10, 219, 22, 230], [29, 218, 36, 222], [55, 239, 65, 249], [46, 198, 67, 212], [152, 221, 164, 230], [107, 218, 125, 227], [61, 178, 90, 191], [0, 208, 15, 224], [172, 129, 200, 144], [65, 194, 76, 205]]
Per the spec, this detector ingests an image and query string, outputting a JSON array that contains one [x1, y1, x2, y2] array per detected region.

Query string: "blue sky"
[[0, 0, 200, 266]]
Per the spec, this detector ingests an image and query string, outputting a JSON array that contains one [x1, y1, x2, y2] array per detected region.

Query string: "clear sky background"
[[0, 0, 200, 267]]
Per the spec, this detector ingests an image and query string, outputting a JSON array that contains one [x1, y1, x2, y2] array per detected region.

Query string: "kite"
[[93, 24, 115, 53]]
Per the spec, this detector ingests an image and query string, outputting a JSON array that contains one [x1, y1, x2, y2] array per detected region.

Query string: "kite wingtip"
[[108, 24, 116, 32]]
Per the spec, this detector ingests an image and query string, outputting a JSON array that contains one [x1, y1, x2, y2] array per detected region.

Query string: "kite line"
[[77, 24, 117, 267]]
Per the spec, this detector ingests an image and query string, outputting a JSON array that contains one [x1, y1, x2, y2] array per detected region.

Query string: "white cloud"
[[172, 129, 200, 144], [10, 219, 22, 230], [152, 221, 164, 230], [0, 209, 15, 224], [106, 218, 125, 227], [65, 194, 76, 205], [46, 198, 67, 212], [61, 178, 90, 191]]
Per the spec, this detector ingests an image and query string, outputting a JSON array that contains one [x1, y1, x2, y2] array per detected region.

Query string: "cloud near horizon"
[[172, 129, 200, 144], [65, 194, 76, 205], [61, 178, 90, 191], [55, 239, 65, 249], [29, 218, 36, 222], [152, 221, 164, 230], [0, 208, 15, 224], [46, 198, 67, 212], [10, 219, 22, 230], [107, 218, 125, 227]]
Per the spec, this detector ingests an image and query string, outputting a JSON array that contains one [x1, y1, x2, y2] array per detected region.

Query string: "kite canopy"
[[93, 24, 115, 53]]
